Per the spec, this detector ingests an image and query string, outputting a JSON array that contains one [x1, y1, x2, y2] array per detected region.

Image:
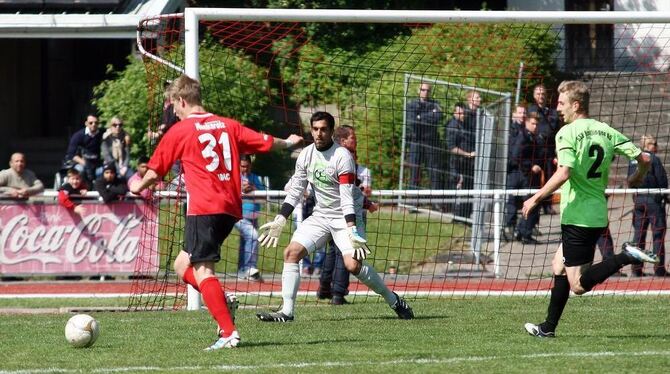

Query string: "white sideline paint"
[[3, 289, 670, 299], [1, 350, 669, 373]]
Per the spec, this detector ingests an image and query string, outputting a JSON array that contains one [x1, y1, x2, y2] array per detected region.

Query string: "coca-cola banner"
[[0, 201, 158, 275]]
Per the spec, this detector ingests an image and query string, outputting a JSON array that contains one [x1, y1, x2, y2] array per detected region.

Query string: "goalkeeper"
[[256, 111, 414, 322]]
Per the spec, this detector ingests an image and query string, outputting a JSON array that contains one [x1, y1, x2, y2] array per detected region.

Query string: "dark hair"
[[137, 156, 150, 164], [333, 125, 354, 142], [240, 154, 252, 163], [310, 111, 335, 131], [454, 102, 465, 109], [103, 163, 117, 173], [66, 168, 80, 177]]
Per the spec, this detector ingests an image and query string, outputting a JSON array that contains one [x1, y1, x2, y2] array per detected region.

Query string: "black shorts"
[[184, 214, 237, 263], [561, 224, 606, 267]]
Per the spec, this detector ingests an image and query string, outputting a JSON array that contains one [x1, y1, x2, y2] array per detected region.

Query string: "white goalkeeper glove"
[[348, 226, 370, 261], [258, 215, 287, 248]]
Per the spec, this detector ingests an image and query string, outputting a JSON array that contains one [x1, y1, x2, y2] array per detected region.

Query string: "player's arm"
[[522, 164, 570, 220], [258, 150, 308, 248], [627, 152, 651, 188], [130, 131, 178, 195], [130, 169, 159, 195], [270, 134, 303, 151], [337, 151, 369, 260]]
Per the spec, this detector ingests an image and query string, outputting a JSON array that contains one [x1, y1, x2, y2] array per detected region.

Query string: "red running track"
[[2, 277, 669, 295]]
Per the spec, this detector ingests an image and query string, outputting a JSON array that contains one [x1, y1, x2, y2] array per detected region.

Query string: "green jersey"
[[555, 118, 641, 227]]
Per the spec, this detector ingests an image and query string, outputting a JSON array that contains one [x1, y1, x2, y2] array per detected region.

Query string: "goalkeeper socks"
[[281, 263, 300, 317], [579, 256, 625, 292], [199, 277, 236, 337], [355, 262, 395, 305], [544, 275, 570, 331], [182, 266, 199, 291]]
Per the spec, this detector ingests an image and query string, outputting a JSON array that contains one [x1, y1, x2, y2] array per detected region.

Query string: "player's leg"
[[525, 245, 568, 337], [333, 228, 413, 319], [174, 250, 199, 290], [257, 216, 328, 322], [577, 224, 658, 294], [185, 214, 239, 349]]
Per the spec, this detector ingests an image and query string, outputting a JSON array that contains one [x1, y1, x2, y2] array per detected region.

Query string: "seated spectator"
[[94, 163, 128, 203], [0, 152, 44, 199], [58, 169, 88, 216], [63, 114, 103, 184], [101, 116, 132, 180], [128, 156, 159, 199]]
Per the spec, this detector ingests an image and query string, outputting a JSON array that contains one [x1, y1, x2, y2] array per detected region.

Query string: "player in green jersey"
[[520, 80, 659, 337]]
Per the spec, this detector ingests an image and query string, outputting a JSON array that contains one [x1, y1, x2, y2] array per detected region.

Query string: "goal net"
[[129, 9, 670, 311]]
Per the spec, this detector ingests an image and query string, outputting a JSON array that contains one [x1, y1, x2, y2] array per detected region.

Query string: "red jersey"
[[148, 112, 274, 217]]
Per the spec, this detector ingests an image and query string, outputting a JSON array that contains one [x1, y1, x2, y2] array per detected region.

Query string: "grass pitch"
[[1, 297, 669, 373]]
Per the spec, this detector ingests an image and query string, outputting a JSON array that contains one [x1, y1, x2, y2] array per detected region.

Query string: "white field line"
[[1, 350, 670, 373], [3, 289, 670, 299]]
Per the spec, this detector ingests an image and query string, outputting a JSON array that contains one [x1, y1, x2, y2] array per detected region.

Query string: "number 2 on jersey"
[[198, 132, 231, 172], [587, 144, 604, 179]]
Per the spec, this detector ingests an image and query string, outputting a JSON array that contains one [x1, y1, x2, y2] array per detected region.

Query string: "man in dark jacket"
[[628, 135, 669, 277], [64, 114, 103, 184], [406, 82, 443, 190]]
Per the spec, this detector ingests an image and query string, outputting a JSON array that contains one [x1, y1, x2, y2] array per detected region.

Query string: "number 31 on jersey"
[[199, 132, 232, 181]]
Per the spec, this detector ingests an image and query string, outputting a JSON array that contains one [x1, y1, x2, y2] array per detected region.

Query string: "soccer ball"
[[65, 314, 100, 348]]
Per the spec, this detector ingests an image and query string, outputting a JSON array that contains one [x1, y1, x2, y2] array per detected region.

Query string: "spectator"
[[94, 163, 128, 204], [406, 82, 443, 190], [501, 105, 527, 240], [63, 114, 103, 184], [0, 152, 44, 199], [58, 168, 88, 216], [317, 125, 379, 305], [628, 135, 669, 277], [447, 97, 477, 218], [148, 82, 179, 144], [127, 156, 155, 200], [234, 155, 264, 281], [510, 104, 527, 139], [101, 117, 132, 180], [528, 84, 559, 215], [507, 113, 545, 244]]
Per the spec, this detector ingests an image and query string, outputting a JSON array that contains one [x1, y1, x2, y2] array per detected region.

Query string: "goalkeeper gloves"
[[348, 226, 370, 261], [258, 215, 287, 248]]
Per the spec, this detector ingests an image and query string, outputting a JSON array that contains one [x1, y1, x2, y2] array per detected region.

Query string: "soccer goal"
[[130, 9, 670, 311]]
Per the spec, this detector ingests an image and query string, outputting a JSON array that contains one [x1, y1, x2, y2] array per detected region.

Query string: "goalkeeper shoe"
[[622, 242, 660, 264], [391, 292, 414, 320], [524, 322, 555, 338], [256, 311, 294, 322], [205, 330, 240, 351]]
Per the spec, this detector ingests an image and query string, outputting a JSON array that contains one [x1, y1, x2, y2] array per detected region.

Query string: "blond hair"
[[640, 135, 656, 147], [169, 75, 202, 106], [557, 80, 590, 114]]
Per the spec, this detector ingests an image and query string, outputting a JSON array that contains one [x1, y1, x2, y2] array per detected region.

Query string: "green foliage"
[[92, 56, 150, 162], [276, 23, 560, 188], [93, 41, 278, 167]]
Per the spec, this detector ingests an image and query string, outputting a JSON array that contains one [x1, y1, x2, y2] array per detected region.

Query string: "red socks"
[[199, 277, 236, 337], [182, 267, 199, 291]]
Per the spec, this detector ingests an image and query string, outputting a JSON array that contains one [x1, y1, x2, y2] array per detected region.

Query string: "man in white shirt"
[[255, 112, 413, 322]]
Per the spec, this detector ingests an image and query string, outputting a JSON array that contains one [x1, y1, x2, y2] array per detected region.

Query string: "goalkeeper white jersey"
[[284, 142, 356, 219]]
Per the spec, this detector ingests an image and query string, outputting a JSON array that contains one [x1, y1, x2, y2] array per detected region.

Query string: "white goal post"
[[140, 8, 670, 310]]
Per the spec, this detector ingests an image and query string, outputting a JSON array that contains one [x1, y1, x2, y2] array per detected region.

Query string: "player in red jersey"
[[130, 74, 302, 350]]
